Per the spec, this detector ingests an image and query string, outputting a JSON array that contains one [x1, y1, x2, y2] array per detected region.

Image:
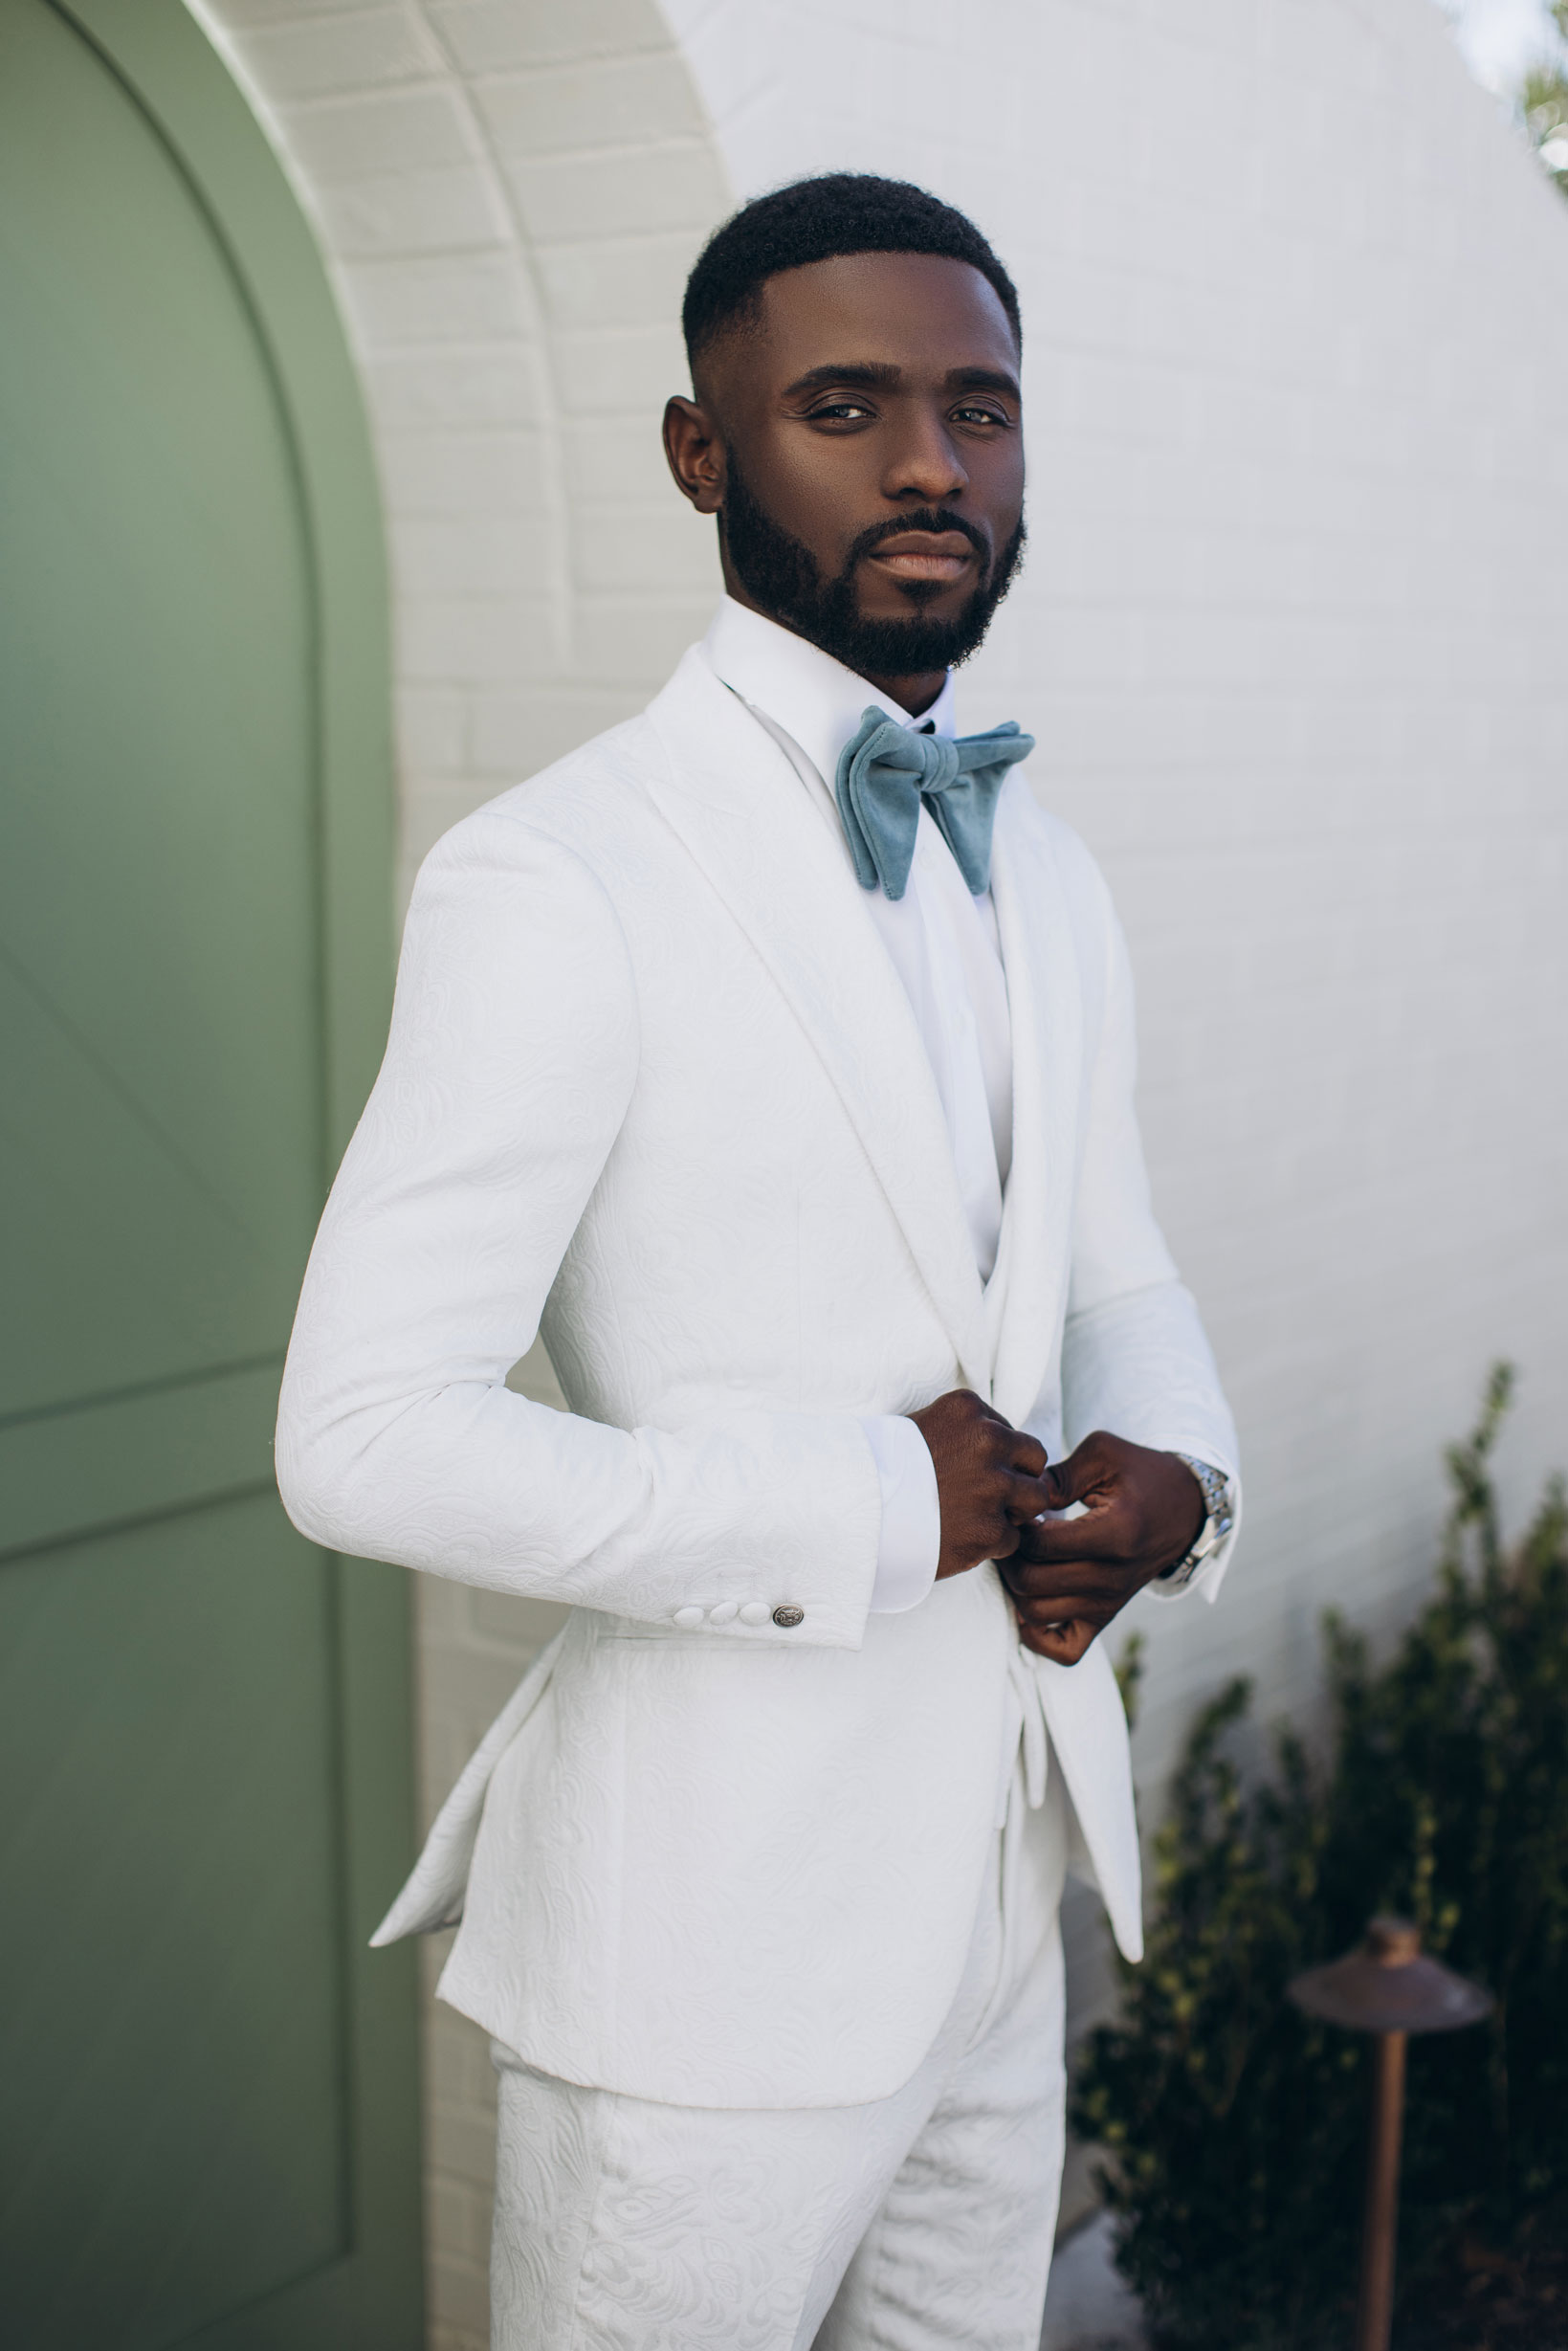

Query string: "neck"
[[860, 664, 947, 718], [722, 579, 946, 719]]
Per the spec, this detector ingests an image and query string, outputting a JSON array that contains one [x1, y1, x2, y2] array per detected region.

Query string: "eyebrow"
[[948, 366, 1022, 402], [783, 362, 902, 396], [781, 360, 1022, 403]]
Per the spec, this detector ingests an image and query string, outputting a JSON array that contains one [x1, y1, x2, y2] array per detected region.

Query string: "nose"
[[881, 405, 967, 505]]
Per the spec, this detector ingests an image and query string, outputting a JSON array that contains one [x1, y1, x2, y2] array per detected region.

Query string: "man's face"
[[666, 252, 1026, 695]]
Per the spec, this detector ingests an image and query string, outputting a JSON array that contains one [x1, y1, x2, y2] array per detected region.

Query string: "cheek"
[[751, 436, 874, 566], [974, 444, 1026, 530]]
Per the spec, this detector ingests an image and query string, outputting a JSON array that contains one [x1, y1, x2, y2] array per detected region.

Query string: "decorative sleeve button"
[[739, 1601, 770, 1627], [707, 1601, 738, 1625], [672, 1606, 703, 1629], [772, 1605, 805, 1629]]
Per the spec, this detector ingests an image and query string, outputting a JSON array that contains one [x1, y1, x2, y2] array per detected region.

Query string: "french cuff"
[[861, 1414, 941, 1613]]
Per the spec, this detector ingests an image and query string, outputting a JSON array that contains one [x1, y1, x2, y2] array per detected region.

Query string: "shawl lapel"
[[643, 650, 991, 1393], [983, 780, 1082, 1432]]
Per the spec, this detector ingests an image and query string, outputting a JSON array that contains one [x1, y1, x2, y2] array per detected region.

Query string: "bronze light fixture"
[[1288, 1918, 1492, 2351]]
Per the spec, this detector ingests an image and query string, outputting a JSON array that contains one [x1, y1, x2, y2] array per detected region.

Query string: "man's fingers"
[[1015, 1592, 1110, 1631], [1002, 1470, 1054, 1525], [1016, 1507, 1125, 1563], [1017, 1616, 1099, 1666], [1039, 1431, 1118, 1508], [1004, 1557, 1126, 1608], [1005, 1430, 1048, 1480]]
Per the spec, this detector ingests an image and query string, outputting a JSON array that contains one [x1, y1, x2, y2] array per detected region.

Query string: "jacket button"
[[707, 1601, 738, 1625], [772, 1605, 805, 1629], [672, 1607, 703, 1629], [739, 1601, 770, 1626]]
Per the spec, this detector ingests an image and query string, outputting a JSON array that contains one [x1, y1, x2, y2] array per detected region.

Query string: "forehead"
[[740, 252, 1019, 384]]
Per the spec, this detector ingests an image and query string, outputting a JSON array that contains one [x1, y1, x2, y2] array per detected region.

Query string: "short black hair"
[[682, 173, 1022, 368]]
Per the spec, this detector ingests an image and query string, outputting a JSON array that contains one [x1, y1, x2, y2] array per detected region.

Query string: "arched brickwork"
[[193, 9, 732, 2339]]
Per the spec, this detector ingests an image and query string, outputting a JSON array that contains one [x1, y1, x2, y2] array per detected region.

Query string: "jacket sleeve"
[[1058, 861, 1241, 1606], [275, 807, 881, 1649]]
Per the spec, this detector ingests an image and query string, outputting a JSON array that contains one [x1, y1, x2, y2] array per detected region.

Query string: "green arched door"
[[0, 3, 421, 2343]]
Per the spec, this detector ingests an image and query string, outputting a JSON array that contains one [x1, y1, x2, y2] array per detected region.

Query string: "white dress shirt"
[[704, 596, 1016, 1612]]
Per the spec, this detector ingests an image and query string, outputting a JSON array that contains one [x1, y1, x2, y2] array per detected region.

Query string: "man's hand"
[[999, 1431, 1205, 1665], [908, 1389, 1053, 1582]]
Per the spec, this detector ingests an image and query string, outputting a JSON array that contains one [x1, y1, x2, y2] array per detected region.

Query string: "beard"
[[718, 455, 1026, 682]]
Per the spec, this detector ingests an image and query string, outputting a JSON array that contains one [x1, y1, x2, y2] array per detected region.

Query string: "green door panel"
[[0, 1, 419, 2342], [0, 0, 319, 1419], [0, 1497, 343, 2349], [0, 1358, 280, 1560]]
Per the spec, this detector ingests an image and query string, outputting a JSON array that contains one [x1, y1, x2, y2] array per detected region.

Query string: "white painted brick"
[[396, 514, 540, 596], [467, 685, 642, 776], [498, 140, 728, 244], [425, 2251, 489, 2337], [229, 7, 442, 99], [313, 162, 510, 255], [430, 2178, 491, 2266], [209, 0, 375, 23], [394, 683, 465, 770], [338, 250, 537, 343], [364, 342, 545, 429], [283, 85, 477, 181], [375, 428, 550, 515], [467, 1589, 571, 1652], [429, 0, 671, 73], [533, 228, 707, 331], [546, 323, 690, 414], [560, 411, 675, 504], [571, 590, 720, 686], [399, 776, 501, 888], [571, 499, 717, 592], [398, 593, 561, 682], [430, 2326, 488, 2351], [470, 52, 704, 158]]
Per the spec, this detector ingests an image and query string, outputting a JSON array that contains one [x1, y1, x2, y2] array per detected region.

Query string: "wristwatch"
[[1159, 1453, 1234, 1588]]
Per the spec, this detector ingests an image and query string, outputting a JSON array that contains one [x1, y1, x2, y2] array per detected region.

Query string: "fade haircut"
[[681, 173, 1022, 371]]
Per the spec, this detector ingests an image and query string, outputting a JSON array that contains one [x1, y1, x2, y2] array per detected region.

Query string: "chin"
[[861, 587, 964, 626]]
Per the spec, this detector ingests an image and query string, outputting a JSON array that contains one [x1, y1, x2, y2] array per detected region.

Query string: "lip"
[[865, 531, 979, 584]]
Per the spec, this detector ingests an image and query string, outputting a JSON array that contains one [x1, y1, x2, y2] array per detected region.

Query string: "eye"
[[805, 400, 873, 423], [952, 404, 1012, 429]]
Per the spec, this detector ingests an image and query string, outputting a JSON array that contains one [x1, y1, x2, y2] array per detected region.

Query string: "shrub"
[[1072, 1368, 1568, 2349]]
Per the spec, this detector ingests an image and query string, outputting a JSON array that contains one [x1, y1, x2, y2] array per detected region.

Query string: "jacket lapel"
[[984, 781, 1082, 1431], [644, 650, 991, 1392]]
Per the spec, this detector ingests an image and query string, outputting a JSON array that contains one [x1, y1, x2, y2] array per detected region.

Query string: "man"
[[277, 174, 1239, 2350]]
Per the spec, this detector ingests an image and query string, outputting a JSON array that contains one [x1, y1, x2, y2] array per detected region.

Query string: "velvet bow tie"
[[833, 707, 1035, 900]]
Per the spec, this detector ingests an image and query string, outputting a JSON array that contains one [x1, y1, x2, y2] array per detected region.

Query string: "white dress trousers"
[[489, 1749, 1070, 2351]]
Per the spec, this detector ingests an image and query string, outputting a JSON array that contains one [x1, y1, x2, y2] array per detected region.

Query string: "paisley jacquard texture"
[[279, 646, 1240, 2105], [490, 1762, 1070, 2351]]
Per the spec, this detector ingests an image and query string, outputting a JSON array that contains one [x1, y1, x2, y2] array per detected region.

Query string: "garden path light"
[[1289, 1917, 1491, 2351]]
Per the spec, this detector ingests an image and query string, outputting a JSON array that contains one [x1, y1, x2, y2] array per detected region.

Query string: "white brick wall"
[[662, 0, 1568, 1753], [199, 0, 1568, 2334], [662, 0, 1568, 2149], [194, 6, 730, 2341]]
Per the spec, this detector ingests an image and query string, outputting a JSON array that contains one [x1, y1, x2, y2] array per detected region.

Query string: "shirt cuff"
[[861, 1414, 941, 1613]]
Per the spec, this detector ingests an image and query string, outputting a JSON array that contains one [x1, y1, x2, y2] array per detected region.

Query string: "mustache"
[[845, 506, 994, 571]]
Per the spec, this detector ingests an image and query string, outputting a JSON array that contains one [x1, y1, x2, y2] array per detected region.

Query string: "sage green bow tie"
[[834, 707, 1034, 900]]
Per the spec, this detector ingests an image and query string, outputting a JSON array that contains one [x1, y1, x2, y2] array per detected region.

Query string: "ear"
[[663, 395, 726, 516]]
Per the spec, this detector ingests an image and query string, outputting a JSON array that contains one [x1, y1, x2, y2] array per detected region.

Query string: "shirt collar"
[[702, 596, 956, 787]]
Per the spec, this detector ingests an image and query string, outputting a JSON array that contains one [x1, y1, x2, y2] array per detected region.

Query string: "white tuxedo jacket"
[[276, 646, 1238, 2110]]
